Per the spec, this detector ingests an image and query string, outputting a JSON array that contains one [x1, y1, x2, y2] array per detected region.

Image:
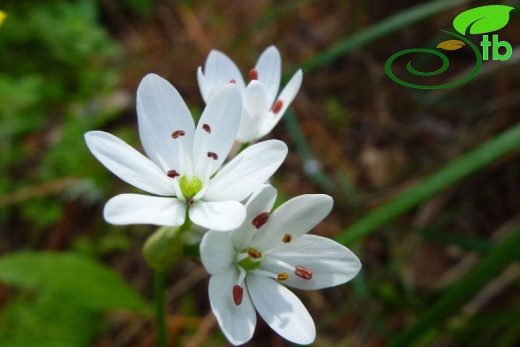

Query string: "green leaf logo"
[[453, 5, 514, 35]]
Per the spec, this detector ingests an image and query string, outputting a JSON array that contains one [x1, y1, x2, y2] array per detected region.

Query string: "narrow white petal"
[[104, 194, 185, 226], [209, 269, 256, 345], [253, 194, 333, 251], [235, 108, 257, 143], [255, 46, 281, 106], [200, 230, 235, 275], [85, 131, 175, 196], [236, 81, 269, 143], [263, 235, 361, 290], [231, 185, 277, 250], [193, 84, 242, 180], [136, 74, 195, 170], [190, 200, 246, 231], [204, 140, 287, 202], [202, 50, 246, 100], [260, 69, 303, 138], [197, 67, 211, 103], [247, 274, 315, 344]]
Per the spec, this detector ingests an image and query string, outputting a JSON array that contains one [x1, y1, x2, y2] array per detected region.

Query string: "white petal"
[[200, 230, 235, 275], [236, 81, 269, 143], [231, 185, 277, 250], [190, 200, 246, 231], [253, 194, 333, 251], [255, 46, 281, 106], [197, 67, 211, 103], [263, 235, 361, 290], [201, 50, 246, 101], [193, 84, 242, 180], [136, 74, 195, 171], [204, 140, 287, 202], [235, 108, 257, 143], [85, 131, 175, 196], [209, 269, 256, 345], [259, 69, 303, 138], [247, 274, 315, 345], [104, 194, 185, 226]]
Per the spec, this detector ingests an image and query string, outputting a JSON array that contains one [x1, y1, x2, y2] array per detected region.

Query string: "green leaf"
[[0, 252, 150, 313], [0, 293, 102, 347], [453, 5, 514, 35]]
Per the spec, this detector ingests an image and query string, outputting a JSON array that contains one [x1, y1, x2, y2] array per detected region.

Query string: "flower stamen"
[[272, 100, 283, 114], [247, 248, 262, 259], [229, 78, 236, 84], [207, 152, 218, 160], [166, 170, 180, 178], [233, 285, 243, 306], [202, 124, 211, 133], [185, 198, 194, 206], [252, 212, 269, 229], [294, 265, 313, 280], [282, 233, 292, 243], [171, 130, 185, 139], [249, 69, 258, 81], [277, 272, 289, 281]]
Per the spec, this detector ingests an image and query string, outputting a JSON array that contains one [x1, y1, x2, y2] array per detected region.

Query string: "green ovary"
[[180, 176, 202, 198], [238, 249, 262, 271]]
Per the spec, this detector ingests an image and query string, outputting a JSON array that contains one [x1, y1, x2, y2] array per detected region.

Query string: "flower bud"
[[142, 226, 182, 270]]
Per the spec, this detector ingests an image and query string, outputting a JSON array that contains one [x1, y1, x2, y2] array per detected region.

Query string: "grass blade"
[[388, 227, 520, 346], [295, 0, 473, 74], [337, 121, 520, 245]]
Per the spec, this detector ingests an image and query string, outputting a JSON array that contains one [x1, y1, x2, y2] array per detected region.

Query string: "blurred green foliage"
[[0, 293, 102, 347], [0, 0, 120, 229], [0, 252, 150, 346]]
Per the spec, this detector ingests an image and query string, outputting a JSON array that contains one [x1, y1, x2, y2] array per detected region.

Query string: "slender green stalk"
[[292, 0, 473, 76], [179, 206, 191, 235], [154, 270, 167, 347], [337, 121, 520, 245], [388, 227, 520, 346]]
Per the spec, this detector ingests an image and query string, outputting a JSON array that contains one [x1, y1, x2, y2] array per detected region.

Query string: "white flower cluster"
[[85, 46, 361, 345]]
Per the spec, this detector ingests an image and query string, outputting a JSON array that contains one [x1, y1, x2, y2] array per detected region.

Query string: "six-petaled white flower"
[[85, 74, 288, 231], [200, 185, 362, 345], [197, 46, 303, 143]]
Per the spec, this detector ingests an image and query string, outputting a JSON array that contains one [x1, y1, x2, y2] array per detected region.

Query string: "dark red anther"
[[166, 170, 179, 178], [249, 69, 258, 81], [233, 285, 243, 306], [272, 99, 283, 114], [229, 78, 236, 84], [185, 198, 194, 206], [294, 265, 313, 280], [202, 123, 211, 133], [252, 212, 269, 229], [207, 152, 218, 160], [171, 130, 185, 139]]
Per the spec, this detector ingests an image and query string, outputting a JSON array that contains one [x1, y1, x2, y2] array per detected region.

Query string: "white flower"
[[200, 185, 362, 345], [197, 46, 303, 143], [85, 74, 288, 231]]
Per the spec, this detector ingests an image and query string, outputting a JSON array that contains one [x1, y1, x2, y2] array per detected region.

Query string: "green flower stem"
[[180, 206, 191, 235], [154, 269, 167, 347]]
